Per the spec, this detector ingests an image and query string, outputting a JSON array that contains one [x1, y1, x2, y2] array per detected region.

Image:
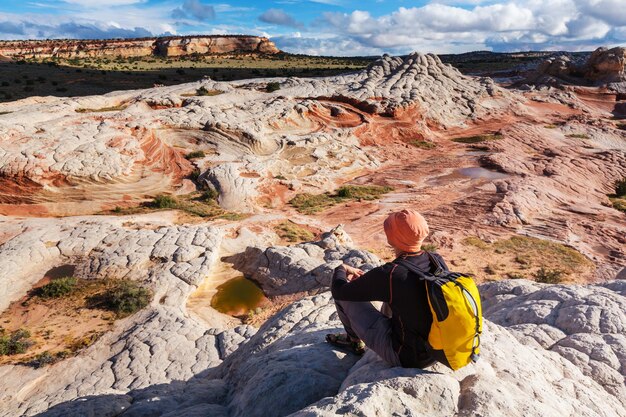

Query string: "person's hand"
[[343, 264, 364, 281]]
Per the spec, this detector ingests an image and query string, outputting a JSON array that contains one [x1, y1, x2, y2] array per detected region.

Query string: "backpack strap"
[[426, 252, 448, 276], [393, 257, 438, 282], [393, 251, 448, 281]]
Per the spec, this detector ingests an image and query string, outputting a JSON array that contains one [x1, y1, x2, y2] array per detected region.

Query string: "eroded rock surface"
[[527, 46, 626, 87], [233, 226, 381, 295]]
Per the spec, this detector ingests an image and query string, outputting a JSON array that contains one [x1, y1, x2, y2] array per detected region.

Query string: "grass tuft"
[[451, 133, 503, 144], [275, 221, 315, 243], [410, 140, 436, 149], [565, 133, 590, 139], [75, 105, 127, 113], [290, 185, 393, 214]]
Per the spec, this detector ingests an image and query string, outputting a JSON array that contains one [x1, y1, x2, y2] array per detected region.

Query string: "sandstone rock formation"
[[233, 226, 381, 296], [526, 46, 626, 87], [586, 47, 626, 83], [0, 48, 625, 416], [0, 52, 510, 216], [0, 36, 279, 60]]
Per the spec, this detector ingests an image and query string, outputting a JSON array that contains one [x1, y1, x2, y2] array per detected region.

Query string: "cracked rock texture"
[[232, 226, 381, 296]]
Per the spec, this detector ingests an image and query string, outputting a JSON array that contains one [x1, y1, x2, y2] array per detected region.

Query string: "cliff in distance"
[[0, 35, 280, 60]]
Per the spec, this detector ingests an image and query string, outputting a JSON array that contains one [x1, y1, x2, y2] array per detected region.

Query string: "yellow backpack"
[[395, 255, 483, 370]]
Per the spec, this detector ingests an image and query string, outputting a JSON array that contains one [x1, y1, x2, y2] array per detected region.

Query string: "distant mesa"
[[0, 35, 280, 60]]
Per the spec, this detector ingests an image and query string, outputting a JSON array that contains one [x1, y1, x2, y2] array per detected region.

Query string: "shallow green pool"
[[211, 276, 266, 316]]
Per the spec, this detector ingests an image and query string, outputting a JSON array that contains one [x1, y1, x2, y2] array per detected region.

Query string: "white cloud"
[[304, 0, 626, 54]]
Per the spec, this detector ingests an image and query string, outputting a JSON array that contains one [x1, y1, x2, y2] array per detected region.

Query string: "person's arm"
[[331, 263, 393, 302]]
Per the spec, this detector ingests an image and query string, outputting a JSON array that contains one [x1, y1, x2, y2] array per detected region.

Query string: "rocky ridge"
[[0, 36, 279, 60]]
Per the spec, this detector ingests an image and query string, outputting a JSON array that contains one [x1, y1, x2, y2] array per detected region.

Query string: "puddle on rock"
[[427, 167, 509, 185], [457, 167, 509, 180], [210, 276, 267, 316]]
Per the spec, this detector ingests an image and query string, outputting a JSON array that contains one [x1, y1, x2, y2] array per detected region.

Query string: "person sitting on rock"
[[326, 209, 447, 368]]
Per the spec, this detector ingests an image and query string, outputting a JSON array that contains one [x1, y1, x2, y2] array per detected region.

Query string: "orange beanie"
[[383, 209, 429, 253]]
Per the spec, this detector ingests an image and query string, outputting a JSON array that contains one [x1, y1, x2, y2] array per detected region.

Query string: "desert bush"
[[421, 243, 438, 252], [29, 351, 56, 368], [0, 328, 34, 356], [451, 133, 503, 143], [410, 140, 436, 149], [615, 178, 626, 198], [98, 281, 152, 316], [152, 195, 177, 209], [566, 133, 590, 139], [195, 86, 222, 96], [185, 150, 205, 159], [533, 267, 564, 284], [266, 82, 280, 92], [200, 188, 218, 201], [38, 277, 77, 298]]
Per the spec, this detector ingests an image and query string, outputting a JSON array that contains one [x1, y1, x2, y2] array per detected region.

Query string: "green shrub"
[[38, 277, 77, 298], [421, 243, 438, 252], [451, 133, 503, 143], [290, 185, 393, 214], [0, 328, 34, 356], [29, 351, 56, 368], [185, 150, 205, 160], [533, 267, 564, 284], [195, 86, 222, 96], [201, 188, 218, 201], [335, 185, 392, 200], [410, 140, 436, 149], [266, 82, 281, 92], [565, 133, 589, 139], [615, 178, 626, 198], [152, 195, 177, 209], [90, 281, 152, 317]]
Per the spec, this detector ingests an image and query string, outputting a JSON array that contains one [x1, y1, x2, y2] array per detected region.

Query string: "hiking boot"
[[325, 333, 366, 355]]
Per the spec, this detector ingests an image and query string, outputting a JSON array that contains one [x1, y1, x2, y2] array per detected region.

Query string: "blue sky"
[[0, 0, 624, 55]]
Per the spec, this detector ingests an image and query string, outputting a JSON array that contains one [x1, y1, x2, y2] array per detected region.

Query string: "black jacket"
[[331, 252, 448, 367]]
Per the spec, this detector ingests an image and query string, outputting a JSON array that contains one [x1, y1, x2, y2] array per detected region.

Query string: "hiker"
[[326, 209, 448, 368]]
